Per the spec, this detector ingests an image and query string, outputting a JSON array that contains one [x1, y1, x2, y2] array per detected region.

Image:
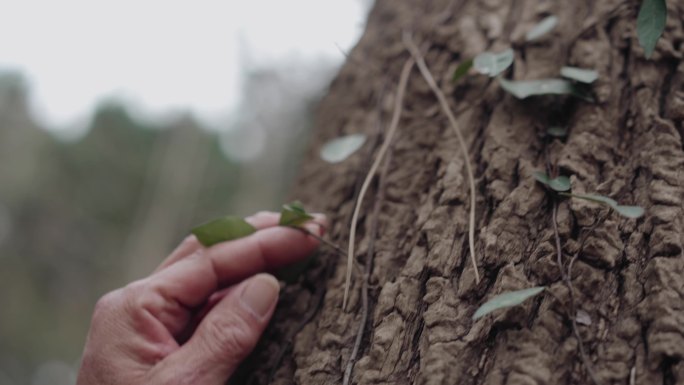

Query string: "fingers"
[[154, 211, 284, 272], [154, 235, 202, 273], [142, 224, 321, 334], [148, 274, 280, 383]]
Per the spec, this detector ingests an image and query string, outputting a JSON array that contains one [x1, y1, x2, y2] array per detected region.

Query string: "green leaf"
[[614, 205, 645, 219], [453, 59, 473, 82], [320, 134, 366, 163], [473, 48, 514, 77], [564, 192, 618, 207], [561, 193, 645, 218], [637, 0, 667, 58], [547, 126, 567, 137], [560, 66, 599, 84], [499, 78, 575, 99], [191, 216, 256, 247], [279, 201, 314, 227], [533, 171, 571, 192], [473, 287, 546, 320], [525, 15, 558, 41]]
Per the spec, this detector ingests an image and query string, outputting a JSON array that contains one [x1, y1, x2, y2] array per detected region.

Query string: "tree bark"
[[237, 0, 684, 384]]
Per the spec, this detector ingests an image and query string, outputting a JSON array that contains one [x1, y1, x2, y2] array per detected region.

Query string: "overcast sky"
[[0, 0, 368, 136]]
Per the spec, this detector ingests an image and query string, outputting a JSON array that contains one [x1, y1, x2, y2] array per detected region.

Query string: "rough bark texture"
[[236, 1, 684, 384]]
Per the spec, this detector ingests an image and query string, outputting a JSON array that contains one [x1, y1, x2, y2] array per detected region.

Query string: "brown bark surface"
[[236, 1, 684, 384]]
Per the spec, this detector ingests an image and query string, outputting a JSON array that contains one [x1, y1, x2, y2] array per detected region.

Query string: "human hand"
[[76, 211, 325, 385]]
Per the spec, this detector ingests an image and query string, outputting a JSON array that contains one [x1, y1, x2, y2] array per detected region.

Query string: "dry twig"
[[403, 32, 481, 283], [343, 147, 392, 385], [343, 56, 415, 309]]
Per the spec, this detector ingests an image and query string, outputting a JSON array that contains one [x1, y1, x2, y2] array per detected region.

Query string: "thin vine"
[[343, 56, 415, 309], [403, 32, 481, 284]]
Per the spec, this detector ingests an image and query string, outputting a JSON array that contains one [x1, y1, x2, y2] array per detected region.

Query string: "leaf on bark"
[[473, 287, 546, 320], [320, 134, 367, 163], [637, 0, 667, 58]]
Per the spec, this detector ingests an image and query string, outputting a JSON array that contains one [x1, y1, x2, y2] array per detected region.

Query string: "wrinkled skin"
[[77, 212, 325, 385]]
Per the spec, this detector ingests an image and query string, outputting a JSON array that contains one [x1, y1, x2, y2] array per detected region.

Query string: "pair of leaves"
[[466, 14, 557, 83], [637, 0, 667, 58], [191, 201, 314, 247], [320, 134, 367, 163], [560, 192, 645, 218], [473, 286, 546, 320], [533, 171, 571, 191], [533, 173, 644, 218]]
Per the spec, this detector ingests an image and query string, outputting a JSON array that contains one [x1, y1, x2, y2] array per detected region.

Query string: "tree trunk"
[[236, 0, 684, 384]]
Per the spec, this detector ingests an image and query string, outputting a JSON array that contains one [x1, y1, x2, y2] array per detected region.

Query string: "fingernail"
[[240, 274, 280, 318]]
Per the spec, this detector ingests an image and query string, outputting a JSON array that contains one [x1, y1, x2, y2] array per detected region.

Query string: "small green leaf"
[[499, 78, 575, 99], [533, 171, 571, 192], [453, 59, 473, 82], [533, 171, 552, 185], [613, 205, 645, 219], [560, 66, 599, 84], [564, 193, 618, 207], [320, 134, 366, 163], [549, 176, 571, 192], [279, 201, 314, 227], [637, 0, 667, 58], [473, 287, 546, 320], [191, 216, 256, 247], [525, 15, 558, 41], [473, 48, 514, 77], [547, 126, 567, 137], [561, 193, 644, 218]]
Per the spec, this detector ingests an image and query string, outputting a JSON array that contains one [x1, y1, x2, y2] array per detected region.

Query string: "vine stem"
[[342, 56, 415, 310], [291, 226, 347, 256], [343, 144, 391, 385], [403, 32, 480, 284], [551, 200, 602, 385]]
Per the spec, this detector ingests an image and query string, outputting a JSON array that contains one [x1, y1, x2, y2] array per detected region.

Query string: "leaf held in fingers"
[[191, 216, 257, 247], [473, 48, 514, 77], [560, 66, 599, 84], [547, 126, 567, 137], [453, 59, 473, 82], [533, 171, 571, 192], [279, 201, 314, 227], [525, 15, 558, 41], [473, 287, 546, 320], [637, 0, 667, 58], [320, 134, 367, 163]]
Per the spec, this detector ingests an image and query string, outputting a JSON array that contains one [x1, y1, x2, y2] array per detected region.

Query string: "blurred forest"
[[0, 59, 337, 384]]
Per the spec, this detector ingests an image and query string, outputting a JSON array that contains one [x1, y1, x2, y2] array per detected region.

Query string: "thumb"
[[149, 274, 280, 384]]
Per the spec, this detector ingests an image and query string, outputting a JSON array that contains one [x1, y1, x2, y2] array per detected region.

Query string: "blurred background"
[[0, 1, 371, 383]]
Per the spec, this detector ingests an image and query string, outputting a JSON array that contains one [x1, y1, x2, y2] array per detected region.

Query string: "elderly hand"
[[76, 211, 324, 385]]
